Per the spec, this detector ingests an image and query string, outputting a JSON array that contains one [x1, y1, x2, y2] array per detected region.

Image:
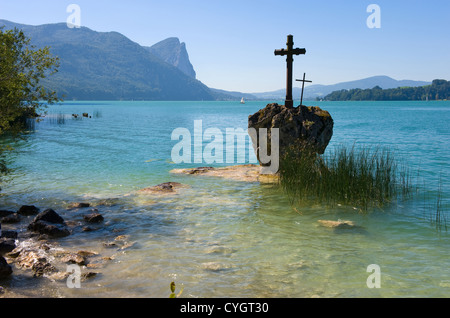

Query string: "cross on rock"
[[296, 73, 312, 107], [275, 35, 306, 108]]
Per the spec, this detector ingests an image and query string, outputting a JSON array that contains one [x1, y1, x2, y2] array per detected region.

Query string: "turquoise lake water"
[[0, 100, 449, 298]]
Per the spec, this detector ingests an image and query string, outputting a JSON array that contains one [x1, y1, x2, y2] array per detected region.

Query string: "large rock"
[[0, 210, 15, 218], [1, 230, 18, 239], [1, 213, 21, 224], [248, 103, 334, 166], [0, 238, 16, 256], [28, 222, 70, 238], [0, 256, 12, 279], [83, 212, 104, 223], [28, 209, 70, 238], [33, 209, 65, 224], [17, 205, 40, 216]]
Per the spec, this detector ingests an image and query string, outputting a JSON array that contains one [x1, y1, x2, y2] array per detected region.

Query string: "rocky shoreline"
[[1, 165, 361, 297], [0, 166, 278, 296], [0, 200, 135, 297], [0, 176, 205, 296]]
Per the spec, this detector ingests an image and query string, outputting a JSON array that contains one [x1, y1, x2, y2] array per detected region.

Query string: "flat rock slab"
[[68, 202, 91, 209], [318, 220, 356, 229], [138, 182, 190, 195], [170, 164, 279, 183]]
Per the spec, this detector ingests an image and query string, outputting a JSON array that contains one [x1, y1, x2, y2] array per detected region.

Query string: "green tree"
[[0, 27, 60, 135], [0, 27, 60, 189]]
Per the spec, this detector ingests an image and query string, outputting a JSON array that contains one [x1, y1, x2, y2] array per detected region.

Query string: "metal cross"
[[275, 35, 306, 108], [296, 73, 312, 106]]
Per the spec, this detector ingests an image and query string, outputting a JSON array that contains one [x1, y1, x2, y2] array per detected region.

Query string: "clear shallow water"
[[0, 100, 449, 298]]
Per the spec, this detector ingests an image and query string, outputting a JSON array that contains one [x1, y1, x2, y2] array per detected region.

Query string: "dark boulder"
[[33, 209, 65, 224], [0, 210, 15, 218], [1, 230, 18, 239], [83, 212, 104, 223], [0, 238, 16, 256], [17, 205, 40, 216], [28, 222, 70, 238], [1, 213, 21, 224], [28, 209, 70, 238], [0, 256, 12, 279]]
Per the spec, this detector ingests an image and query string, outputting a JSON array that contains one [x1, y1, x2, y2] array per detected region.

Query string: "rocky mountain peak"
[[146, 37, 196, 79]]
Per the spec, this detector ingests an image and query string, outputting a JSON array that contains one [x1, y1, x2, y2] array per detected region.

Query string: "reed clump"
[[47, 112, 66, 125], [430, 174, 448, 232], [279, 143, 413, 212]]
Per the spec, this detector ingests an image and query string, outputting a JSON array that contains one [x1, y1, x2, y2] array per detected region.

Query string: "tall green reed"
[[279, 144, 413, 212]]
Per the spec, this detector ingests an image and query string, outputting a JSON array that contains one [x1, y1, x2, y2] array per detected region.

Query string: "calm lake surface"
[[1, 100, 449, 298]]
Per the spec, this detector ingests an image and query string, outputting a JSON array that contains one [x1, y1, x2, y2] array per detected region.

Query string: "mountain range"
[[0, 20, 434, 101], [0, 19, 214, 101]]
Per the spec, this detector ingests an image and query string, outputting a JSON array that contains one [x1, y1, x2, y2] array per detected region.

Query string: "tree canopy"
[[320, 79, 450, 101], [0, 28, 60, 188], [0, 27, 60, 135]]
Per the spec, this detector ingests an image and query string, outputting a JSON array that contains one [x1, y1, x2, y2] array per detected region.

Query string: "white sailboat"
[[241, 97, 245, 104]]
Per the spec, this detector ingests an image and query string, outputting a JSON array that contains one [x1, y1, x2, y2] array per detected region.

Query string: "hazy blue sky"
[[1, 0, 449, 92]]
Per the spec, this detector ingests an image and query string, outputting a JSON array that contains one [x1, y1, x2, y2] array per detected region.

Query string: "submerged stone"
[[28, 222, 71, 238], [138, 182, 189, 195], [68, 202, 91, 209], [1, 213, 21, 224], [171, 165, 278, 183], [318, 220, 356, 229], [83, 212, 104, 223], [32, 259, 57, 277], [60, 252, 87, 265]]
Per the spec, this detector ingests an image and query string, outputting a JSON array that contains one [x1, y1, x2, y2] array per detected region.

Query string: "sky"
[[1, 0, 449, 93]]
